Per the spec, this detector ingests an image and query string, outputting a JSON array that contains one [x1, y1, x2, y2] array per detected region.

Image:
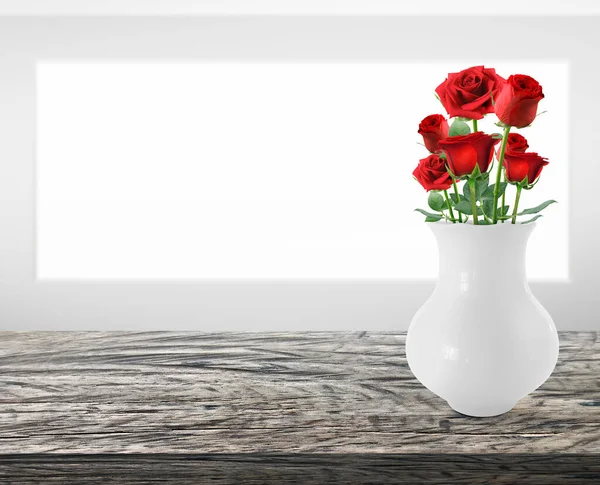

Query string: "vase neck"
[[430, 223, 534, 291]]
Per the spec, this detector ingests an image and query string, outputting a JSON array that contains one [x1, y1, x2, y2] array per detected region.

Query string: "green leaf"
[[479, 219, 492, 225], [425, 215, 443, 222], [455, 200, 483, 216], [463, 181, 471, 200], [501, 205, 510, 216], [482, 199, 494, 218], [463, 178, 485, 200], [454, 116, 472, 122], [415, 208, 442, 219], [455, 201, 473, 214], [482, 182, 507, 200], [518, 200, 557, 216], [428, 192, 445, 212], [449, 193, 466, 206], [477, 178, 488, 197], [449, 119, 471, 137], [521, 214, 543, 224]]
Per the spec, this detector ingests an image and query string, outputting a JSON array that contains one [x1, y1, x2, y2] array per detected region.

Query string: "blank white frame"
[[36, 61, 568, 281]]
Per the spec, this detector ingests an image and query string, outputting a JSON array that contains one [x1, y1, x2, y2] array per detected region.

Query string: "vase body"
[[406, 222, 558, 417]]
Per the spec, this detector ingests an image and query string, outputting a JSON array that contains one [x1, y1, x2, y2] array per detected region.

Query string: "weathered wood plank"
[[0, 331, 598, 456], [0, 454, 599, 484]]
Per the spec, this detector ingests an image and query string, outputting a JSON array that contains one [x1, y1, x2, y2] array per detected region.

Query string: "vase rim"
[[430, 221, 537, 229]]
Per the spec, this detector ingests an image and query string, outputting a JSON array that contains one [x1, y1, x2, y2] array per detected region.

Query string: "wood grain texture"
[[0, 331, 599, 482], [0, 453, 599, 484]]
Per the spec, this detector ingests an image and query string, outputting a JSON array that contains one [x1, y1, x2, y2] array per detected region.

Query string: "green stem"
[[501, 172, 507, 223], [492, 125, 511, 223], [468, 178, 479, 225], [452, 178, 463, 223], [472, 119, 478, 132], [511, 185, 522, 224], [482, 201, 493, 223], [443, 190, 456, 223]]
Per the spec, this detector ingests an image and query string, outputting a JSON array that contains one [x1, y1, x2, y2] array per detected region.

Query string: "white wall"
[[0, 16, 598, 330], [0, 0, 599, 16]]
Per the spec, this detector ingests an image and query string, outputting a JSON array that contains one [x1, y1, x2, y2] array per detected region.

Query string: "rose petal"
[[461, 91, 492, 111]]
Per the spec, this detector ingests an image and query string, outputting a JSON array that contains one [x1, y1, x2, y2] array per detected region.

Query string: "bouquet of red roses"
[[413, 66, 556, 225]]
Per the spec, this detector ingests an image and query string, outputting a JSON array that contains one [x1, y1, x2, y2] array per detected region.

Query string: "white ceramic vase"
[[406, 221, 559, 417]]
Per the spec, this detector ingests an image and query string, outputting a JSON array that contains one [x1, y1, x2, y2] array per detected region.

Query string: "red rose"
[[412, 154, 452, 191], [437, 132, 500, 177], [418, 114, 449, 153], [497, 133, 529, 159], [503, 151, 549, 184], [494, 74, 544, 128], [506, 133, 529, 152], [435, 66, 505, 120]]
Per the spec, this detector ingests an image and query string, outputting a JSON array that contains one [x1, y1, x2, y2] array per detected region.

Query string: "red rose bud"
[[418, 114, 449, 153], [503, 151, 549, 185], [494, 74, 544, 128], [496, 132, 529, 159], [437, 132, 500, 177], [506, 132, 529, 152], [412, 154, 453, 192], [435, 66, 505, 120]]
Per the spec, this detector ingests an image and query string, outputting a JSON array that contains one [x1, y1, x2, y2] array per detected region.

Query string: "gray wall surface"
[[0, 16, 598, 330]]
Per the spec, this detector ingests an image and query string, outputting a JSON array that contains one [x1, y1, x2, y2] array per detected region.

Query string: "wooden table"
[[0, 331, 598, 483]]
